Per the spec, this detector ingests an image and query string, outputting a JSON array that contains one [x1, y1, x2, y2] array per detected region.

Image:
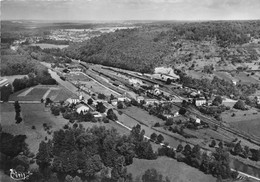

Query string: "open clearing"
[[127, 157, 216, 182]]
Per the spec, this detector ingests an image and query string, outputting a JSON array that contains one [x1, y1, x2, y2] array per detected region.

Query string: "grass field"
[[213, 71, 235, 82], [127, 157, 216, 182], [233, 72, 260, 84], [123, 106, 166, 127], [222, 108, 260, 138], [114, 109, 181, 147], [0, 103, 131, 156], [0, 103, 68, 155]]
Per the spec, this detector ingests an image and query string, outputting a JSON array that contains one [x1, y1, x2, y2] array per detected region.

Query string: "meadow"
[[127, 157, 216, 182], [222, 108, 260, 138]]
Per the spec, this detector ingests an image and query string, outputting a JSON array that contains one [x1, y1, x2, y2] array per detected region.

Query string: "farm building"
[[76, 104, 89, 114]]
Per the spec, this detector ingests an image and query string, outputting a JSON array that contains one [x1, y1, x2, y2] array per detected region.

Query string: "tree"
[[117, 101, 124, 109], [233, 100, 246, 110], [107, 109, 118, 121], [97, 93, 106, 100], [0, 84, 12, 102], [65, 175, 74, 182], [14, 101, 21, 111], [242, 146, 250, 158], [176, 144, 184, 153], [233, 141, 243, 155], [191, 144, 201, 158], [87, 98, 93, 105], [45, 98, 52, 106], [179, 108, 187, 115], [150, 133, 157, 141], [166, 78, 172, 85], [200, 152, 210, 174], [142, 168, 165, 182], [36, 141, 52, 169], [83, 155, 103, 177], [110, 94, 115, 101], [213, 96, 223, 106], [16, 116, 23, 124], [84, 111, 94, 122], [182, 144, 192, 157], [165, 118, 173, 126], [96, 102, 106, 113], [156, 134, 164, 143], [218, 141, 223, 149], [209, 140, 216, 148]]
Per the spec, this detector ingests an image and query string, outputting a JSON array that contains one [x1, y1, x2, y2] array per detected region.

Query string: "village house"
[[190, 115, 201, 124], [75, 104, 89, 114], [92, 111, 106, 119], [129, 78, 143, 86], [145, 98, 159, 106], [117, 96, 130, 102], [111, 99, 118, 106], [136, 96, 145, 103], [195, 98, 207, 106], [65, 97, 80, 105]]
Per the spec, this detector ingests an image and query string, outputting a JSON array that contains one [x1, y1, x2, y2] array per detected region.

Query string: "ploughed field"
[[8, 85, 76, 102]]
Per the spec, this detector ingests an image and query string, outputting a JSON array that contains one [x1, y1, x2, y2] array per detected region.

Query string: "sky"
[[1, 0, 260, 21]]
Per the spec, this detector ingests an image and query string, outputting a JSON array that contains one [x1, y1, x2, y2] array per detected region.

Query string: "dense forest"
[[65, 21, 260, 73]]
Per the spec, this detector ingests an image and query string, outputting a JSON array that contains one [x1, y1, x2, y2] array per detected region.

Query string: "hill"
[[65, 20, 260, 73]]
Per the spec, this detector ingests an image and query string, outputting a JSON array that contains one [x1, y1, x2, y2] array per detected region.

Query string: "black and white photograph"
[[1, 0, 260, 181]]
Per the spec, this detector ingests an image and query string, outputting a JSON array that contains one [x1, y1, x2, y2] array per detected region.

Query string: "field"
[[127, 157, 216, 182], [222, 108, 260, 138], [232, 72, 259, 84], [114, 109, 181, 147], [123, 106, 166, 126], [0, 103, 130, 157], [213, 71, 235, 82], [8, 85, 76, 102], [0, 103, 68, 155], [30, 43, 68, 49]]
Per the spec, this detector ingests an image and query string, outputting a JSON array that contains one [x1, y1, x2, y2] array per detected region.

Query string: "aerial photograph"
[[0, 0, 260, 182]]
